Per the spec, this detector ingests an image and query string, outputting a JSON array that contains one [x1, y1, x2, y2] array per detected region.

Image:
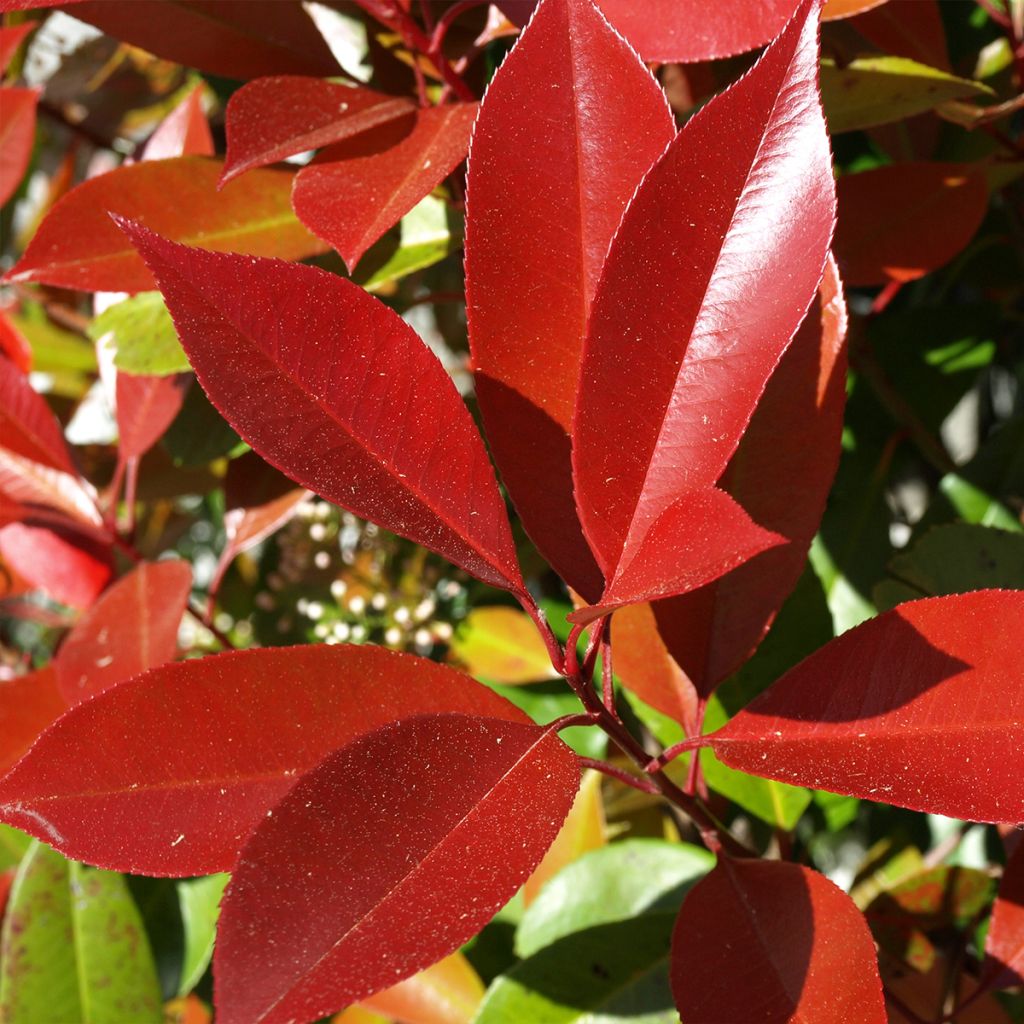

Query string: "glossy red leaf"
[[6, 157, 328, 293], [222, 451, 308, 556], [0, 646, 531, 874], [0, 23, 34, 73], [0, 87, 37, 207], [0, 449, 100, 527], [293, 103, 477, 272], [0, 356, 75, 474], [465, 0, 675, 601], [0, 522, 113, 609], [221, 76, 415, 184], [215, 712, 579, 1024], [140, 84, 213, 161], [62, 1, 340, 80], [651, 255, 848, 697], [116, 372, 190, 461], [984, 841, 1024, 989], [834, 162, 988, 287], [120, 223, 524, 595], [0, 666, 65, 777], [572, 0, 835, 621], [708, 590, 1024, 823], [54, 560, 191, 707], [0, 309, 32, 372], [671, 857, 886, 1023]]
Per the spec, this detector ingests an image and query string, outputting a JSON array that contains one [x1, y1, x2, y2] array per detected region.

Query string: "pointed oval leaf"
[[90, 291, 189, 377], [835, 162, 988, 286], [708, 590, 1024, 822], [116, 372, 190, 461], [671, 858, 887, 1023], [450, 606, 560, 684], [572, 0, 836, 617], [214, 712, 579, 1024], [0, 841, 162, 1024], [466, 0, 675, 601], [651, 255, 848, 697], [0, 645, 531, 875], [0, 666, 65, 777], [177, 872, 229, 996], [54, 560, 192, 706], [0, 87, 37, 207], [0, 356, 76, 474], [293, 103, 477, 272], [984, 841, 1024, 989], [120, 223, 524, 595], [140, 84, 214, 161], [7, 157, 328, 293], [222, 76, 415, 184]]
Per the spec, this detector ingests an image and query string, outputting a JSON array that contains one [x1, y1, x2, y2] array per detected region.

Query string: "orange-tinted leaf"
[[0, 87, 37, 207], [54, 560, 192, 707], [0, 666, 65, 777], [7, 157, 327, 293], [0, 356, 75, 474], [672, 858, 886, 1023], [121, 224, 524, 596], [222, 77, 414, 184], [651, 255, 848, 697], [116, 372, 190, 462], [140, 84, 213, 161], [450, 606, 559, 684], [984, 841, 1024, 989], [822, 0, 887, 18], [882, 951, 1010, 1023], [360, 952, 485, 1024], [293, 104, 477, 272], [709, 591, 1024, 823], [214, 713, 579, 1024], [572, 0, 834, 620], [466, 0, 674, 601], [0, 646, 531, 874], [835, 163, 988, 286]]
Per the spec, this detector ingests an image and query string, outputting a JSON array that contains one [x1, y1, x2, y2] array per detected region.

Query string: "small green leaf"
[[0, 842, 162, 1023], [515, 839, 712, 959], [821, 56, 992, 135], [89, 292, 191, 376], [0, 824, 30, 871], [813, 790, 860, 832], [178, 873, 228, 996]]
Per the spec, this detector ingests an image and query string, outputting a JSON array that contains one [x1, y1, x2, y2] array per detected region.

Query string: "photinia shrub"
[[0, 0, 1022, 1022]]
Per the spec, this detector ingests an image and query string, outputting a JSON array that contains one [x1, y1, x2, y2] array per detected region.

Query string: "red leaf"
[[0, 666, 65, 777], [984, 841, 1024, 989], [0, 308, 33, 372], [708, 590, 1024, 823], [465, 0, 675, 601], [140, 84, 213, 161], [0, 87, 37, 207], [0, 522, 113, 609], [214, 712, 579, 1024], [120, 223, 524, 596], [293, 103, 477, 272], [0, 356, 75, 474], [572, 0, 835, 620], [221, 76, 415, 184], [651, 254, 848, 697], [852, 0, 948, 70], [115, 372, 190, 461], [222, 451, 308, 556], [835, 162, 988, 287], [0, 449, 101, 527], [671, 857, 886, 1023], [596, 0, 798, 62], [6, 157, 328, 293], [62, 0, 340, 80], [0, 646, 532, 874], [0, 23, 34, 74], [54, 560, 192, 707]]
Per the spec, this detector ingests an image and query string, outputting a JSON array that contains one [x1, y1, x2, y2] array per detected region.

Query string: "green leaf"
[[475, 915, 677, 1024], [178, 872, 228, 996], [813, 790, 860, 832], [89, 292, 191, 376], [487, 681, 607, 760], [8, 304, 96, 399], [162, 381, 244, 466], [0, 825, 30, 872], [515, 839, 712, 959], [935, 475, 1022, 533], [0, 842, 162, 1023], [821, 56, 992, 135]]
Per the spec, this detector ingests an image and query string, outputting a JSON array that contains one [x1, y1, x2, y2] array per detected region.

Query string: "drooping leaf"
[[450, 606, 559, 684], [466, 0, 675, 600], [0, 841, 162, 1023], [0, 355, 76, 474], [177, 873, 228, 996], [0, 646, 532, 874], [0, 666, 66, 777], [834, 162, 988, 286], [671, 858, 887, 1023], [140, 83, 213, 161], [120, 224, 524, 595], [7, 157, 328, 293], [984, 841, 1024, 989], [90, 292, 190, 377], [359, 952, 485, 1024], [572, 0, 835, 621], [650, 255, 847, 697], [221, 76, 414, 184], [116, 372, 190, 461], [0, 87, 36, 207], [708, 590, 1024, 823], [293, 103, 477, 272], [54, 560, 192, 707], [213, 712, 579, 1024], [61, 0, 341, 80]]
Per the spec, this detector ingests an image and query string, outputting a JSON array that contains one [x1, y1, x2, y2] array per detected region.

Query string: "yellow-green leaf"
[[450, 606, 558, 684]]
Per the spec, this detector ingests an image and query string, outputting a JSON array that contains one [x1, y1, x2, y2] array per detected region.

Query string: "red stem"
[[578, 757, 661, 797]]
